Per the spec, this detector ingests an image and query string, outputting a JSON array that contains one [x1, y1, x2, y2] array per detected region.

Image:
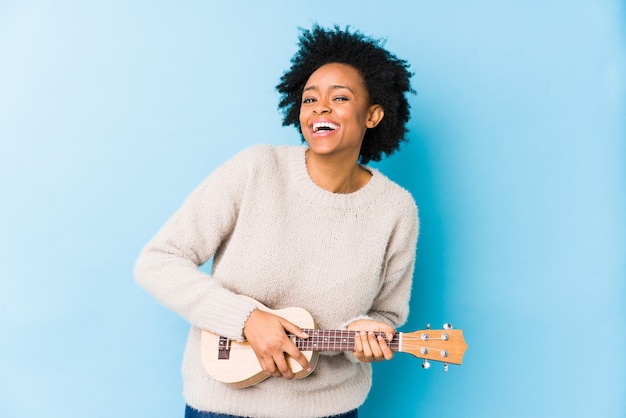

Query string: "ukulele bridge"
[[217, 336, 231, 360]]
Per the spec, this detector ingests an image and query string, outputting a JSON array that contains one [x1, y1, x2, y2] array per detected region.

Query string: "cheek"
[[298, 110, 308, 135], [298, 108, 308, 129]]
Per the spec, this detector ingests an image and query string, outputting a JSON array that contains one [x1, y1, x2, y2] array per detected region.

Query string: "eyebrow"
[[303, 84, 354, 93]]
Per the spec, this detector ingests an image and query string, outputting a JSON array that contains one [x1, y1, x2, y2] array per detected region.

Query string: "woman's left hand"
[[347, 320, 396, 362]]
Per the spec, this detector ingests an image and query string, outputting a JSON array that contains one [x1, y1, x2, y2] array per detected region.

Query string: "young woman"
[[135, 25, 418, 418]]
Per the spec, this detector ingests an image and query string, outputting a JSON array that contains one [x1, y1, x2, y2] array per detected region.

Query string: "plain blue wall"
[[1, 1, 624, 417]]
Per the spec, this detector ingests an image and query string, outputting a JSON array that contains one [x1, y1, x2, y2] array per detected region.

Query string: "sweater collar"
[[289, 145, 386, 209]]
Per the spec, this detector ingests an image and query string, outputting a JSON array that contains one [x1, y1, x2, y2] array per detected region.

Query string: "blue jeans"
[[185, 404, 358, 418]]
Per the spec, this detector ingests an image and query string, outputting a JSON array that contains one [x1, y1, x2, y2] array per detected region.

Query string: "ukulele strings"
[[288, 333, 450, 352], [219, 337, 449, 361], [220, 334, 450, 352]]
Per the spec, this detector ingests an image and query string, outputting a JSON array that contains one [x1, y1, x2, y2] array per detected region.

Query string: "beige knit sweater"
[[134, 145, 418, 418]]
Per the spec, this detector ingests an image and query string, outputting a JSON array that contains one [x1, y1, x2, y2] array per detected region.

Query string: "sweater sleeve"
[[346, 194, 419, 330], [134, 147, 263, 340], [371, 197, 419, 327]]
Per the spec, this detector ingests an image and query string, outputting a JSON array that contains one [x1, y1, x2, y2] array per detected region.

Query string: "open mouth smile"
[[312, 122, 339, 133]]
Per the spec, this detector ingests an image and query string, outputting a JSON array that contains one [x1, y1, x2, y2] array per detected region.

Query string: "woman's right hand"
[[243, 309, 312, 379]]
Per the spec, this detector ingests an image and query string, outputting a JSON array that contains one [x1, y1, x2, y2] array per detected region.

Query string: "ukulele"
[[201, 296, 468, 388]]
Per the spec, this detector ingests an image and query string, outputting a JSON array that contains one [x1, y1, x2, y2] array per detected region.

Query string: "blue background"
[[1, 1, 624, 417]]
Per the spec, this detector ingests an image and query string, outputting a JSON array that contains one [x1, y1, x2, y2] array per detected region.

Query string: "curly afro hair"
[[276, 25, 414, 164]]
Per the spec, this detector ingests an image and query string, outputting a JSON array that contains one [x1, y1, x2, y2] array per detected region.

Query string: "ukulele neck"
[[294, 329, 401, 352]]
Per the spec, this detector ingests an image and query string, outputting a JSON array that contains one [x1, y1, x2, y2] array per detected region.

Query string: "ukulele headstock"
[[399, 323, 468, 371]]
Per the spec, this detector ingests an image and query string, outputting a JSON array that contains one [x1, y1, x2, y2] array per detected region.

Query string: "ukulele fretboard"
[[293, 329, 401, 352]]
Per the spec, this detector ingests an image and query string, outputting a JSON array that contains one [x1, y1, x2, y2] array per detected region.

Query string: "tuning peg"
[[443, 363, 449, 372], [422, 359, 431, 369], [443, 323, 453, 330]]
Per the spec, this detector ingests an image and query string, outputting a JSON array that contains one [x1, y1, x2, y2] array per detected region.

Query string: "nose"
[[313, 99, 330, 114]]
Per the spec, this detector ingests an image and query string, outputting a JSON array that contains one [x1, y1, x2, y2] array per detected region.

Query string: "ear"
[[366, 104, 384, 128]]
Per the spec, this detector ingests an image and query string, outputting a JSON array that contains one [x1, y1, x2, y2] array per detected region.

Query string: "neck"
[[305, 149, 371, 194], [296, 329, 401, 352]]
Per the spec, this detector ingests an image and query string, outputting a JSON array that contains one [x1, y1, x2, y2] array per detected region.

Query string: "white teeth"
[[312, 122, 339, 133]]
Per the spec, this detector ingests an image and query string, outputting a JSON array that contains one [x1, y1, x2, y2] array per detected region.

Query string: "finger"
[[258, 355, 281, 378], [281, 319, 309, 339], [354, 331, 365, 361], [360, 331, 373, 359], [275, 321, 311, 374], [367, 332, 384, 360], [282, 343, 312, 375], [273, 352, 295, 380], [378, 334, 394, 360], [352, 331, 363, 360]]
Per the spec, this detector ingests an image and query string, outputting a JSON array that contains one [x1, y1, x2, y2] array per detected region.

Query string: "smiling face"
[[299, 63, 384, 162]]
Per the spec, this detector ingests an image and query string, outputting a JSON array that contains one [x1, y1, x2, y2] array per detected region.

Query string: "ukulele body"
[[200, 296, 319, 388]]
